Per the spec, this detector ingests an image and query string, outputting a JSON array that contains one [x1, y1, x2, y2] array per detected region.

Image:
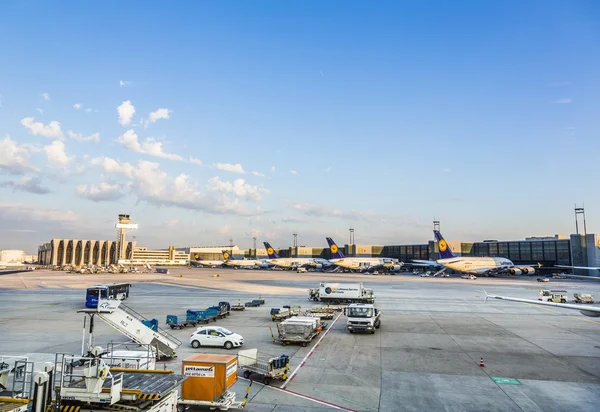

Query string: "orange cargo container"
[[181, 354, 238, 402]]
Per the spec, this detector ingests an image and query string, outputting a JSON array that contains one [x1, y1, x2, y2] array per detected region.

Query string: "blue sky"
[[1, 1, 599, 252]]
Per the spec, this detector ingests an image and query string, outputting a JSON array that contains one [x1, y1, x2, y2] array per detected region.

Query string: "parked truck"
[[539, 289, 567, 303], [344, 303, 381, 334], [308, 282, 375, 304], [574, 293, 594, 304]]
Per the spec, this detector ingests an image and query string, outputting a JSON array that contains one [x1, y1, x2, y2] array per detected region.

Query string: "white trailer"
[[309, 282, 375, 304]]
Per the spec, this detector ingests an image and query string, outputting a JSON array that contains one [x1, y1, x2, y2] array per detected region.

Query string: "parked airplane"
[[222, 250, 270, 269], [191, 254, 225, 268], [326, 237, 402, 272], [483, 290, 600, 318], [413, 230, 539, 276], [263, 242, 332, 270], [556, 265, 600, 281]]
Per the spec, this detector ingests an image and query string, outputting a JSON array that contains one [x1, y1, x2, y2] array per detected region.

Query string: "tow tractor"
[[539, 289, 567, 303]]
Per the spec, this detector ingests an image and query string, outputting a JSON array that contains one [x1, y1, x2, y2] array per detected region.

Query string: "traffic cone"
[[479, 357, 485, 367]]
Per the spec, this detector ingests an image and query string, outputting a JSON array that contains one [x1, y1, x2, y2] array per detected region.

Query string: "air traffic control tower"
[[115, 214, 138, 263]]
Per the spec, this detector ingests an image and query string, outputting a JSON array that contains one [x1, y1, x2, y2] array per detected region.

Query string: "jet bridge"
[[78, 300, 181, 360]]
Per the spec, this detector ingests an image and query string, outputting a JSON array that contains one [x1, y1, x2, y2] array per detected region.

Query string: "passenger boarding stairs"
[[81, 299, 181, 359], [432, 267, 448, 277]]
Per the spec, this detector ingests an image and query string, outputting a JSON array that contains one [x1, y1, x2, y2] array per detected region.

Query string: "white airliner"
[[413, 230, 539, 276], [222, 251, 271, 269], [484, 290, 600, 318], [191, 255, 226, 268], [326, 237, 402, 272], [263, 242, 333, 270]]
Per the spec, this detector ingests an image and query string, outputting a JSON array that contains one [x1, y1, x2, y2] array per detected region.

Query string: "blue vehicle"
[[166, 313, 201, 329], [187, 308, 219, 323], [85, 283, 132, 308]]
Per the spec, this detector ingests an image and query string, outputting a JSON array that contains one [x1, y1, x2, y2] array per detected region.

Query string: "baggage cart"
[[166, 313, 199, 329], [574, 293, 594, 304], [231, 300, 246, 311], [238, 348, 289, 385], [304, 311, 335, 320], [270, 317, 327, 347], [244, 300, 261, 307], [187, 308, 219, 323], [270, 306, 300, 322]]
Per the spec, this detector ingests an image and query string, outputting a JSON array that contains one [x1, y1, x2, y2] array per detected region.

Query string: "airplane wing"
[[411, 260, 440, 267], [483, 290, 600, 318]]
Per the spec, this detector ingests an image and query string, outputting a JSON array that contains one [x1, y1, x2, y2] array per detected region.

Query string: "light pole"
[[253, 237, 257, 258], [293, 233, 298, 257]]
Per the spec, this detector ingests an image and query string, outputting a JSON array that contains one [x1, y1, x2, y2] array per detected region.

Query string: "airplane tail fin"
[[326, 237, 345, 259], [263, 242, 280, 259], [433, 230, 455, 259], [222, 250, 233, 260]]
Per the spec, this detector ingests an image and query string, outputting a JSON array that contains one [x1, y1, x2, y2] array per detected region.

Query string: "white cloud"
[[117, 129, 184, 161], [553, 98, 572, 104], [76, 182, 124, 201], [271, 166, 276, 172], [90, 156, 134, 178], [215, 163, 246, 174], [325, 166, 331, 173], [73, 103, 82, 110], [44, 140, 74, 169], [148, 108, 171, 124], [67, 130, 100, 143], [41, 93, 50, 101], [119, 80, 131, 87], [290, 170, 297, 175], [0, 202, 78, 222], [207, 176, 270, 201], [117, 100, 135, 126], [21, 117, 64, 139], [190, 157, 203, 166], [290, 202, 383, 222], [36, 108, 43, 114], [0, 136, 40, 174], [85, 108, 92, 113], [251, 171, 265, 177], [0, 176, 50, 194]]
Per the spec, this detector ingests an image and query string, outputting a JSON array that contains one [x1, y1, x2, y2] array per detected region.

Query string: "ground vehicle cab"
[[189, 326, 244, 349]]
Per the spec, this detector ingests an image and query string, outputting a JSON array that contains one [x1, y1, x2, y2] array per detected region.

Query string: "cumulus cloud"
[[0, 176, 50, 194], [85, 108, 93, 113], [215, 163, 245, 174], [41, 93, 50, 101], [0, 202, 78, 222], [148, 108, 171, 124], [117, 129, 184, 161], [190, 157, 203, 166], [44, 140, 74, 169], [21, 117, 64, 139], [290, 202, 382, 222], [73, 103, 82, 110], [290, 170, 297, 175], [92, 157, 267, 215], [251, 171, 265, 177], [119, 80, 131, 87], [0, 136, 40, 174], [36, 108, 43, 114], [67, 130, 100, 143], [76, 182, 124, 201], [90, 156, 134, 178], [207, 176, 270, 201], [117, 100, 135, 126], [271, 166, 276, 172]]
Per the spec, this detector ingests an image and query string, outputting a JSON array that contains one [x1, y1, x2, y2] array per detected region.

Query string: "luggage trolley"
[[237, 348, 289, 385]]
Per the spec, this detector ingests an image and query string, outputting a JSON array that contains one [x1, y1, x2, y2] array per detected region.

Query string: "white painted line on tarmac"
[[280, 311, 342, 389]]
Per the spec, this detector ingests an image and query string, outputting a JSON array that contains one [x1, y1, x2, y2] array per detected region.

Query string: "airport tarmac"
[[1, 268, 600, 411]]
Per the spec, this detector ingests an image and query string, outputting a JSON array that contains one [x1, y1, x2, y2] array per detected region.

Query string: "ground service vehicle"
[[85, 283, 132, 308], [539, 290, 567, 303], [344, 303, 381, 334], [190, 326, 244, 349], [238, 348, 289, 385], [308, 282, 375, 304], [574, 293, 594, 303]]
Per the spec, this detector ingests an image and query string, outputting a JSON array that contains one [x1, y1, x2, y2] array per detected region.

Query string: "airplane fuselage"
[[438, 257, 516, 275], [330, 257, 400, 271]]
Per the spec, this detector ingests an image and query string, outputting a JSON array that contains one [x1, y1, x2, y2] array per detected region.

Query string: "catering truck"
[[308, 282, 375, 304], [344, 303, 381, 334]]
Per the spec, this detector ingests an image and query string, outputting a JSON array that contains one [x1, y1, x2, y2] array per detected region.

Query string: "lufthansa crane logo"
[[439, 240, 448, 252], [267, 247, 274, 255], [597, 239, 600, 249], [331, 244, 338, 254], [194, 254, 199, 259], [223, 252, 230, 259]]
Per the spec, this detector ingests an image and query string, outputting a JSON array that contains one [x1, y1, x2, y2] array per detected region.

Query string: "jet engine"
[[389, 265, 402, 271], [314, 263, 323, 270], [508, 268, 522, 275], [520, 267, 536, 275]]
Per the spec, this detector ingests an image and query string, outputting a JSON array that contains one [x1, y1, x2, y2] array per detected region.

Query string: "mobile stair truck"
[[344, 303, 381, 334], [178, 354, 251, 411], [78, 299, 182, 360], [52, 346, 185, 412], [308, 282, 375, 304]]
